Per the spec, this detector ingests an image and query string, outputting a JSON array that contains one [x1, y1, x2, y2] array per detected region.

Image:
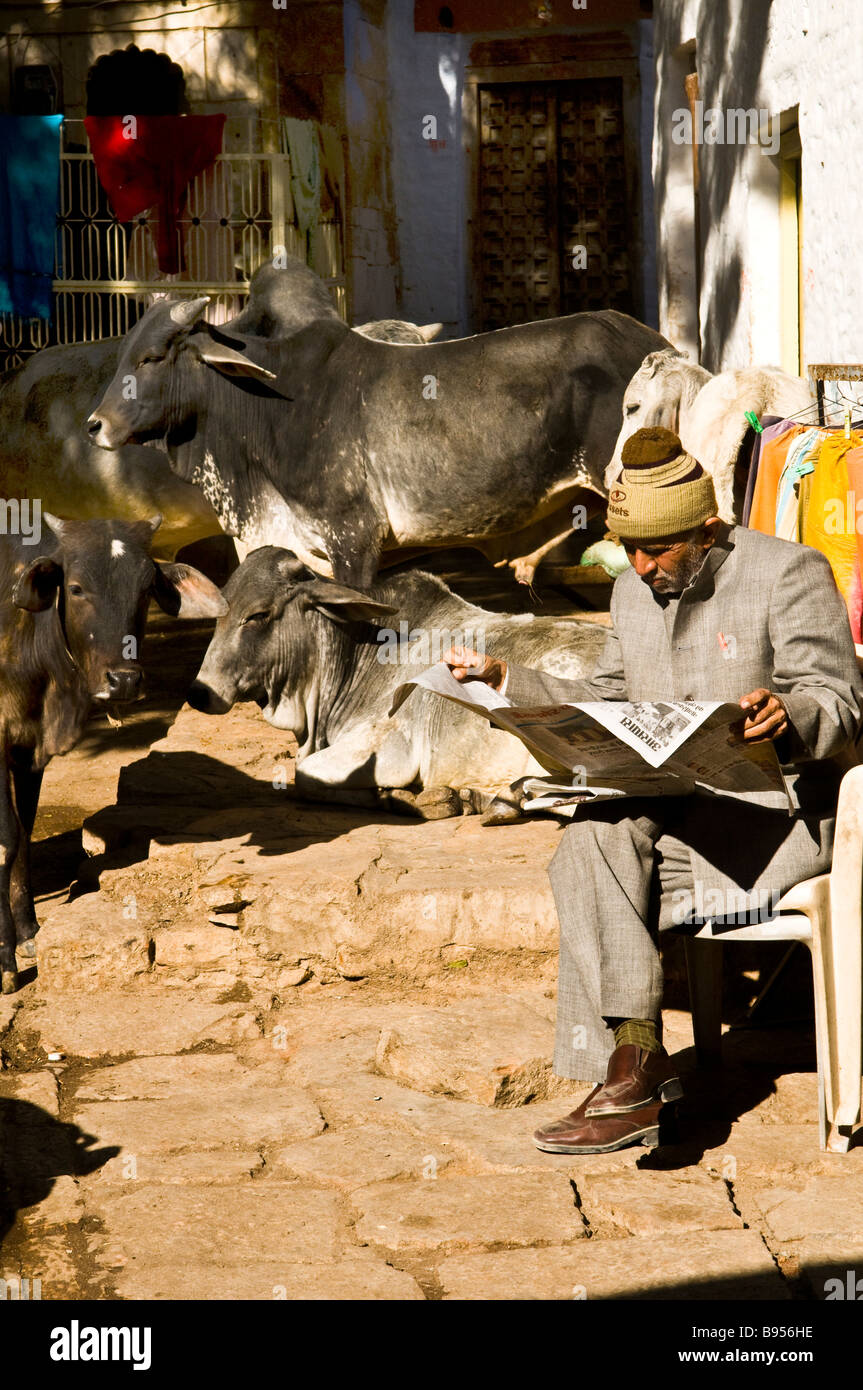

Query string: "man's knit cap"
[[607, 427, 718, 540]]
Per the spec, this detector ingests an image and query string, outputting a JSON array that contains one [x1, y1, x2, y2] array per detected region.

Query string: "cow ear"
[[296, 579, 397, 626], [186, 332, 277, 383], [13, 556, 63, 612], [152, 562, 228, 619]]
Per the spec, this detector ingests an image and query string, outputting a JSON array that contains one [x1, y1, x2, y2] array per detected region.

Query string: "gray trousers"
[[548, 795, 834, 1082]]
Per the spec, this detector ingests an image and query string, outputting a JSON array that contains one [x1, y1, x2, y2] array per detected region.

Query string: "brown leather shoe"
[[584, 1044, 683, 1117], [533, 1084, 664, 1154]]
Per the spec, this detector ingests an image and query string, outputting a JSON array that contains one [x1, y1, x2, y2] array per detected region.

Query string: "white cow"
[[606, 348, 815, 520]]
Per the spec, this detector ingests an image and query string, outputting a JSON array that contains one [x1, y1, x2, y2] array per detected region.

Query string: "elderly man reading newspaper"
[[443, 427, 863, 1155]]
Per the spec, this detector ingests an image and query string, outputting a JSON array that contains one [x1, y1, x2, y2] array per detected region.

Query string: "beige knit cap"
[[607, 427, 718, 540]]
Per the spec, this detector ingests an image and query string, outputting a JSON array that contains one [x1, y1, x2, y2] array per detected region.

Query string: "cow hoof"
[[458, 788, 486, 816], [1, 970, 18, 995], [482, 802, 527, 826], [415, 786, 463, 820], [17, 938, 36, 959]]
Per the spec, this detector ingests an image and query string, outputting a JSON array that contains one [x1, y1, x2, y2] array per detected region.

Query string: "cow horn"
[[42, 511, 66, 538], [276, 553, 308, 582], [417, 322, 443, 342], [169, 296, 211, 327], [146, 514, 163, 535]]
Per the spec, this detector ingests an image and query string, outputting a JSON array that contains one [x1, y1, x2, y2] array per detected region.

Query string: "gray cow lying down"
[[188, 547, 606, 816]]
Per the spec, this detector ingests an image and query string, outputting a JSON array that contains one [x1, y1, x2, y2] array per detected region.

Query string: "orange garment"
[[845, 446, 863, 642], [748, 424, 806, 534], [803, 432, 863, 636]]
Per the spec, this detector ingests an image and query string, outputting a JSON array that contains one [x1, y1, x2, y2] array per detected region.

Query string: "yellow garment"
[[802, 432, 863, 606]]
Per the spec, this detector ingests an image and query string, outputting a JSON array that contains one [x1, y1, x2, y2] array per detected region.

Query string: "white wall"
[[385, 5, 469, 338], [384, 12, 658, 339], [637, 18, 659, 331], [654, 0, 863, 374]]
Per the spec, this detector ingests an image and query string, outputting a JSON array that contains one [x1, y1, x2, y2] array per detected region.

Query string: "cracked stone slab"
[[757, 1072, 819, 1125], [699, 1123, 860, 1179], [73, 1085, 324, 1157], [1, 1228, 89, 1301], [751, 1175, 863, 1243], [373, 997, 560, 1107], [576, 1169, 740, 1236], [34, 897, 151, 991], [351, 1172, 584, 1254], [15, 1173, 84, 1230], [271, 1124, 457, 1188], [109, 1256, 426, 1301], [87, 1184, 347, 1273], [314, 1072, 601, 1171], [437, 1230, 789, 1300], [22, 994, 261, 1058], [785, 1235, 863, 1299], [80, 1149, 265, 1187], [73, 1052, 261, 1102], [0, 1069, 59, 1118]]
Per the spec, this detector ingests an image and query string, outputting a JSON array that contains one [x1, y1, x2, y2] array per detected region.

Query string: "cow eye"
[[625, 402, 640, 415], [242, 610, 270, 626], [136, 352, 164, 367], [67, 583, 84, 597]]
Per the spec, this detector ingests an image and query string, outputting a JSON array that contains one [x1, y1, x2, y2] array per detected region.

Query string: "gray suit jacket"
[[504, 524, 863, 815]]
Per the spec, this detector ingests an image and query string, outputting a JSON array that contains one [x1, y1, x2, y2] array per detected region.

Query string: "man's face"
[[623, 520, 719, 595]]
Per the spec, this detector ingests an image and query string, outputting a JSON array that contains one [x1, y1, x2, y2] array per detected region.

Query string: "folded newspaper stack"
[[389, 663, 791, 813]]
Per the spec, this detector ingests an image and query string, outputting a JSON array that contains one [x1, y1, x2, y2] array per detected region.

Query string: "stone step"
[[36, 805, 563, 995], [28, 701, 566, 995]]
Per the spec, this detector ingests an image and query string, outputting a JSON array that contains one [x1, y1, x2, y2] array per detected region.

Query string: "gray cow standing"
[[188, 547, 605, 815], [87, 261, 672, 588], [0, 259, 439, 559]]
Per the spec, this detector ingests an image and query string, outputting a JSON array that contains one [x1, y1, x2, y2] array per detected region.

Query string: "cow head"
[[86, 297, 278, 452], [605, 349, 712, 490], [13, 514, 227, 703], [187, 547, 395, 741]]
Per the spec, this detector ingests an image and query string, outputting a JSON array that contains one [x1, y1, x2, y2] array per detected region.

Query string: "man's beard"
[[647, 541, 710, 595]]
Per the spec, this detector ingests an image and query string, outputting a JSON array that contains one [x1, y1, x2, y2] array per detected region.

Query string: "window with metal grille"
[[0, 117, 345, 375]]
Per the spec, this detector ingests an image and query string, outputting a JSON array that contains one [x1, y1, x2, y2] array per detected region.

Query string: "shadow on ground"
[[0, 1098, 119, 1250]]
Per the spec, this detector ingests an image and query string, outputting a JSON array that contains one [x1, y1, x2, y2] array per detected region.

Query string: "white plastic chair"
[[677, 764, 863, 1152]]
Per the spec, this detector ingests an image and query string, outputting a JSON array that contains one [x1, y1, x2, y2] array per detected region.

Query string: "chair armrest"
[[774, 874, 829, 916]]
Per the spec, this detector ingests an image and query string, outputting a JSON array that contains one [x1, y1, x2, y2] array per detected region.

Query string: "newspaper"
[[389, 662, 790, 809]]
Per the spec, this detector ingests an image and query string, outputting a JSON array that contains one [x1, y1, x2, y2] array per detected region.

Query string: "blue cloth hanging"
[[0, 114, 63, 321]]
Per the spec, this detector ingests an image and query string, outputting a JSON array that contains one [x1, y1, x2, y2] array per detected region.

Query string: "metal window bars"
[[0, 117, 346, 374]]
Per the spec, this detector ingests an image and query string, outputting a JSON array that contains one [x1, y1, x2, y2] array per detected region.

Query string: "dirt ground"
[[1, 554, 862, 1302]]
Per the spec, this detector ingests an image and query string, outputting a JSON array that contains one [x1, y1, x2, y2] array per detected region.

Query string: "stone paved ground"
[[1, 603, 863, 1302]]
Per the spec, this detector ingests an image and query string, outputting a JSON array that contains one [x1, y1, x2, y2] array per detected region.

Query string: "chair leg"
[[804, 939, 831, 1151], [809, 919, 859, 1153], [684, 936, 723, 1067]]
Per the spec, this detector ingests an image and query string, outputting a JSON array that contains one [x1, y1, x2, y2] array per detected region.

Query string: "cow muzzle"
[[86, 412, 123, 451], [187, 679, 233, 716], [95, 667, 143, 703]]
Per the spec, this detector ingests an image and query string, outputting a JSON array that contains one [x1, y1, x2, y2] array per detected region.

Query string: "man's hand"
[[441, 646, 508, 693], [731, 688, 789, 743]]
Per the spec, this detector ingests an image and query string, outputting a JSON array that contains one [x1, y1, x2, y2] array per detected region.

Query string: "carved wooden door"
[[477, 77, 633, 330]]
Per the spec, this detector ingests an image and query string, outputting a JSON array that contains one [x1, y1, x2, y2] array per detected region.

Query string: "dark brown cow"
[[0, 512, 225, 993]]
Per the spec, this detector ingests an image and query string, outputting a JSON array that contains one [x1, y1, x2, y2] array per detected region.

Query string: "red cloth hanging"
[[84, 114, 226, 274]]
